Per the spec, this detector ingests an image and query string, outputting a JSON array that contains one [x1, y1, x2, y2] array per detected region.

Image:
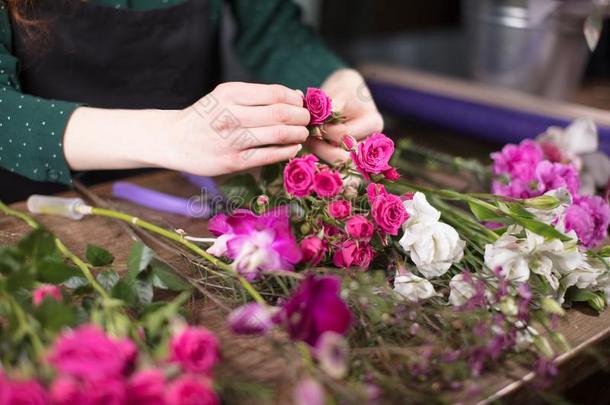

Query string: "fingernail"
[[296, 144, 303, 151], [295, 89, 304, 98]]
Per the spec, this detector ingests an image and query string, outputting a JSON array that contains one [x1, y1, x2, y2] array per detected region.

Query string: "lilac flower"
[[565, 195, 610, 248], [275, 275, 352, 346], [533, 357, 558, 389], [207, 207, 302, 279], [535, 161, 580, 197], [227, 303, 275, 335]]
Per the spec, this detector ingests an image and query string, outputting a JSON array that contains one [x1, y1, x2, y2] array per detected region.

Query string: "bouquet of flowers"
[[0, 87, 609, 404]]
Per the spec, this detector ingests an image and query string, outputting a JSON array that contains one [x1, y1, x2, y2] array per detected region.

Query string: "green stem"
[[3, 292, 45, 359], [89, 207, 265, 304], [0, 200, 109, 299]]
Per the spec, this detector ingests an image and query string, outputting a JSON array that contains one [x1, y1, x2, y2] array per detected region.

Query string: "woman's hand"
[[306, 69, 383, 163], [65, 82, 310, 176]]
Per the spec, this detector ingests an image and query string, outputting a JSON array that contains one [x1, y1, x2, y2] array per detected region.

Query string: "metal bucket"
[[463, 0, 594, 100]]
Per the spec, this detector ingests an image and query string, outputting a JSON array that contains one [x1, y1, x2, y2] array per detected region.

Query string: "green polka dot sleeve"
[[0, 5, 80, 184], [231, 0, 347, 90]]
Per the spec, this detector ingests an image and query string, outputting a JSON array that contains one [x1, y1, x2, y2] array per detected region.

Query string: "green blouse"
[[0, 0, 345, 184]]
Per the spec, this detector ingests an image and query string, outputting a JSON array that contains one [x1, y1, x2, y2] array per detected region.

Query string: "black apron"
[[3, 0, 220, 202]]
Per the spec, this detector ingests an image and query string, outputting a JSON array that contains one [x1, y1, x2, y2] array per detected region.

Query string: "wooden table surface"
[[2, 170, 610, 404]]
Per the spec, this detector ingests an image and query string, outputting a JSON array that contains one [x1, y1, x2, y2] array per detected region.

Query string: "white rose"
[[448, 273, 476, 306], [484, 234, 530, 282], [399, 221, 465, 278], [394, 273, 436, 303], [402, 192, 440, 227]]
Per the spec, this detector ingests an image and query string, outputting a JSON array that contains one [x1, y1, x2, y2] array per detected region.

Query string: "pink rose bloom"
[[304, 88, 332, 125], [50, 376, 84, 405], [48, 324, 137, 380], [165, 375, 218, 405], [322, 224, 343, 240], [491, 139, 543, 181], [351, 133, 395, 179], [332, 240, 374, 269], [126, 369, 166, 405], [300, 236, 328, 266], [345, 215, 374, 241], [0, 379, 47, 405], [565, 195, 610, 248], [169, 326, 219, 375], [284, 154, 319, 197], [367, 184, 408, 235], [382, 167, 400, 181], [32, 284, 62, 306], [328, 200, 351, 219], [313, 170, 343, 198], [535, 161, 580, 196], [83, 378, 126, 405]]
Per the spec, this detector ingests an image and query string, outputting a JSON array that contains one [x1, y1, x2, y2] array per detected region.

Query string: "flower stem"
[[88, 207, 265, 304]]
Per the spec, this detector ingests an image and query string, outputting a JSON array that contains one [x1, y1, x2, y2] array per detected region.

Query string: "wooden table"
[[2, 170, 610, 404]]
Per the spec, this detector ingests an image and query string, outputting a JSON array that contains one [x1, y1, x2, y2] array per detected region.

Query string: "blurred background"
[[225, 0, 610, 160]]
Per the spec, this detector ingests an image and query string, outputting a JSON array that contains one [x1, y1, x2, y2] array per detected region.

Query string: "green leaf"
[[135, 279, 154, 305], [149, 259, 191, 291], [597, 246, 610, 257], [18, 229, 57, 260], [261, 163, 281, 186], [512, 217, 572, 242], [468, 201, 505, 222], [0, 246, 24, 275], [219, 173, 260, 208], [37, 258, 81, 284], [6, 268, 34, 291], [96, 270, 120, 291], [111, 279, 137, 306], [127, 242, 154, 281], [63, 276, 89, 290], [85, 244, 114, 266], [565, 287, 606, 312], [34, 299, 76, 332]]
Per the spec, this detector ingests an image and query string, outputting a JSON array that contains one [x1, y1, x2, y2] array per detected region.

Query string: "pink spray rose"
[[0, 379, 47, 405], [345, 215, 374, 241], [313, 169, 343, 198], [367, 183, 408, 235], [284, 154, 319, 197], [126, 369, 166, 405], [50, 376, 85, 405], [32, 284, 62, 306], [169, 326, 220, 375], [82, 378, 126, 405], [47, 324, 137, 380], [165, 375, 218, 405], [351, 133, 395, 179], [328, 200, 352, 219], [565, 195, 610, 248], [341, 135, 357, 151], [535, 161, 580, 196], [382, 167, 401, 181], [300, 235, 328, 266], [491, 139, 543, 181], [332, 240, 374, 269], [304, 88, 332, 125]]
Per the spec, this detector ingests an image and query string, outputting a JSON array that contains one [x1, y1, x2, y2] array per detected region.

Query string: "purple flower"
[[207, 207, 302, 279], [491, 140, 543, 181], [565, 195, 610, 248], [275, 275, 352, 346], [535, 161, 580, 197], [227, 303, 275, 335]]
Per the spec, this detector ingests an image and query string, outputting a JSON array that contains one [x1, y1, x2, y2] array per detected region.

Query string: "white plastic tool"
[[26, 195, 91, 220]]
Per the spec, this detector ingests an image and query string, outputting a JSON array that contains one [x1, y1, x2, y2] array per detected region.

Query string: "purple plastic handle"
[[112, 182, 210, 218], [182, 173, 223, 198], [368, 80, 610, 155]]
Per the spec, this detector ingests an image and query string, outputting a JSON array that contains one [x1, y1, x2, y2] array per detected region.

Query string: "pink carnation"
[[351, 133, 394, 179], [165, 375, 218, 405], [300, 236, 328, 266], [345, 215, 374, 241], [491, 139, 543, 181], [48, 324, 136, 380], [565, 195, 610, 248], [535, 161, 580, 196], [169, 326, 220, 375], [284, 154, 319, 197], [328, 200, 351, 219], [492, 178, 539, 199], [332, 240, 374, 269], [313, 169, 343, 198], [32, 284, 62, 306], [304, 88, 332, 125]]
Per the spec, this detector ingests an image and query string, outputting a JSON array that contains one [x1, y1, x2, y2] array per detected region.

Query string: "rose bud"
[[341, 135, 357, 151]]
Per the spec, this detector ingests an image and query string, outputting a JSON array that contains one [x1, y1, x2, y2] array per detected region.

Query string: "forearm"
[[63, 106, 176, 171]]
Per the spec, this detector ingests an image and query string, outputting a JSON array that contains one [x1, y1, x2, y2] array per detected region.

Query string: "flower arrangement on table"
[[0, 88, 609, 404]]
